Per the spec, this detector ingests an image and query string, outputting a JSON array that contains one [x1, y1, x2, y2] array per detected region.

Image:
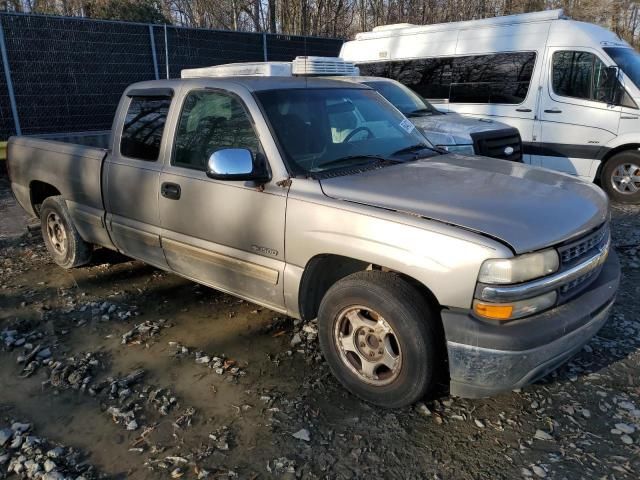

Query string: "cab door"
[[104, 90, 173, 269], [159, 88, 287, 311], [535, 48, 621, 179]]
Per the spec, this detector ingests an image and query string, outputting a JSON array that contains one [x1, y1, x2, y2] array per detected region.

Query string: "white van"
[[340, 9, 640, 203]]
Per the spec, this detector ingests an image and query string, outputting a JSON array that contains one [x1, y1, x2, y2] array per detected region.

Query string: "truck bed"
[[7, 131, 112, 248]]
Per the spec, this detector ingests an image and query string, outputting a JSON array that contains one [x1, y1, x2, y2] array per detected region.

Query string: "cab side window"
[[173, 91, 261, 171], [120, 96, 171, 161], [552, 51, 617, 103]]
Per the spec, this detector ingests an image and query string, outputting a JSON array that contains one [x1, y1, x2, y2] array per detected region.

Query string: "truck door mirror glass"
[[206, 148, 270, 183]]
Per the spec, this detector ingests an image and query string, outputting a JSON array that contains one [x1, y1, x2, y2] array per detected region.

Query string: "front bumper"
[[443, 249, 620, 398]]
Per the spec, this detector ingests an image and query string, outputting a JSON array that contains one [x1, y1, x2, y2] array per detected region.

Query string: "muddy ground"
[[1, 173, 639, 480]]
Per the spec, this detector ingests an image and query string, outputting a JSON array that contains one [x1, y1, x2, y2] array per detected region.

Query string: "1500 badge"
[[252, 245, 278, 256]]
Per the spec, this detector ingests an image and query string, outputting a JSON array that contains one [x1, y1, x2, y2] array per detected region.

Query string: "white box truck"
[[340, 9, 640, 203]]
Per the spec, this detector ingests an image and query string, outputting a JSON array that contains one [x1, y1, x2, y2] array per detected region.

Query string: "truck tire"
[[317, 270, 438, 408], [40, 196, 92, 269], [601, 151, 640, 204]]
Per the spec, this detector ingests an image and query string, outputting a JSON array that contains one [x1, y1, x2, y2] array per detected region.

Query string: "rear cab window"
[[120, 95, 172, 161]]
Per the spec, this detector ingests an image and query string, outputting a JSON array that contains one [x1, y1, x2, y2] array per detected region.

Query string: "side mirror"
[[206, 148, 270, 183]]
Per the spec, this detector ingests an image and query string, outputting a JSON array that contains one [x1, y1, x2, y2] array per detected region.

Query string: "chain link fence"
[[0, 13, 343, 140]]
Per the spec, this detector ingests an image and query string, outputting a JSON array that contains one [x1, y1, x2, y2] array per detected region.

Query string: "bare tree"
[[13, 0, 640, 47]]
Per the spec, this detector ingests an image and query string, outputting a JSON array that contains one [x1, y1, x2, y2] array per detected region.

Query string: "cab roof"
[[125, 76, 371, 94]]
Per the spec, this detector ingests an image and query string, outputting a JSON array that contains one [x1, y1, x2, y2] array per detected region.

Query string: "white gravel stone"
[[290, 334, 302, 347], [532, 465, 547, 478], [615, 423, 635, 434], [44, 459, 56, 472], [415, 402, 431, 417], [618, 401, 635, 410], [292, 428, 310, 442], [195, 356, 211, 364], [534, 430, 553, 441], [11, 422, 30, 433], [621, 434, 633, 445]]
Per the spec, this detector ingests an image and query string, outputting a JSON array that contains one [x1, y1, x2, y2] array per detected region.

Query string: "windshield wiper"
[[407, 108, 433, 117], [314, 155, 398, 170], [391, 144, 438, 156]]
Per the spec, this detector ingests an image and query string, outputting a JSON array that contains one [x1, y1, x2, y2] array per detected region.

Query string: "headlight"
[[478, 249, 559, 284], [473, 291, 558, 321], [437, 144, 475, 155]]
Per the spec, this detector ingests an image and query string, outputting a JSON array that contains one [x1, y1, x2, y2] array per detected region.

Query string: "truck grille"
[[560, 269, 598, 294], [470, 129, 522, 162], [557, 223, 610, 300], [558, 224, 609, 266]]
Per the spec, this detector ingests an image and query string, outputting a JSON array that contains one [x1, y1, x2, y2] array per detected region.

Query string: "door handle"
[[544, 109, 562, 114], [516, 108, 532, 112], [161, 182, 181, 200], [621, 115, 639, 120]]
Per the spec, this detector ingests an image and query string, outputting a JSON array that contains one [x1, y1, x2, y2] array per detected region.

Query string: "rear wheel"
[[602, 151, 640, 204], [40, 196, 92, 269], [318, 270, 439, 408]]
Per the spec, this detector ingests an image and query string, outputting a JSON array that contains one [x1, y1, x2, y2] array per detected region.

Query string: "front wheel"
[[317, 271, 439, 408], [601, 151, 640, 204]]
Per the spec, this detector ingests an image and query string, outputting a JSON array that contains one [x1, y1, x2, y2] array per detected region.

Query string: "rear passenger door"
[[536, 49, 620, 179], [159, 88, 287, 311], [104, 90, 173, 269]]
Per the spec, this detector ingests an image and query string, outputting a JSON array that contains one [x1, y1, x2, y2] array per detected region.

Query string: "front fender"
[[285, 181, 510, 314]]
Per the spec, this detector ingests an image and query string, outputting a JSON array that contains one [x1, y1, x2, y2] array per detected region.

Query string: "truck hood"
[[411, 113, 512, 145], [319, 155, 609, 254]]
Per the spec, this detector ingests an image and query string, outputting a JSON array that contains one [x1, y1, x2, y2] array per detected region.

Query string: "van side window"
[[120, 96, 171, 161], [173, 91, 260, 171], [359, 52, 536, 104], [552, 51, 618, 103]]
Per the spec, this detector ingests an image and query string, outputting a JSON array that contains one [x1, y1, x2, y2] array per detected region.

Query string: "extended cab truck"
[[8, 76, 620, 407]]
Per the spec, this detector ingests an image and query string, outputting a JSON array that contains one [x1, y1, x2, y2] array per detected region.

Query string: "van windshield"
[[362, 81, 443, 117], [256, 88, 438, 175], [604, 47, 640, 90]]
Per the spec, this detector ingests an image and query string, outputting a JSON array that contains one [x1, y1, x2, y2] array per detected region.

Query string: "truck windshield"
[[362, 81, 443, 117], [256, 88, 437, 175], [604, 47, 640, 90]]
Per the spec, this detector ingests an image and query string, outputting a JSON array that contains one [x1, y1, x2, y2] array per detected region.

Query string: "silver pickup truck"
[[8, 76, 620, 408]]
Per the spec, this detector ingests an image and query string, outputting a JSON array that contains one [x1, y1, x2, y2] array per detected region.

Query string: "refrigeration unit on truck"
[[340, 9, 640, 203]]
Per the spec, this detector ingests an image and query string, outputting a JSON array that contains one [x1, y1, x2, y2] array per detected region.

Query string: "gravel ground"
[[0, 177, 639, 479]]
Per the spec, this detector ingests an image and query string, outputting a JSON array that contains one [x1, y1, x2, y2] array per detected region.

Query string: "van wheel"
[[40, 196, 92, 269], [602, 151, 640, 204], [317, 270, 438, 408]]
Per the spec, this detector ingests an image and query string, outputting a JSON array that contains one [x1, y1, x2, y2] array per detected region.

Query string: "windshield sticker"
[[399, 118, 415, 134]]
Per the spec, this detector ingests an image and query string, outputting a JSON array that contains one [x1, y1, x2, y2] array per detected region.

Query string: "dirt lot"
[[1, 174, 639, 479]]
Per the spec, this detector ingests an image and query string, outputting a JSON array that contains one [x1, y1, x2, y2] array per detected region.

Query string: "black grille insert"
[[470, 128, 522, 162]]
